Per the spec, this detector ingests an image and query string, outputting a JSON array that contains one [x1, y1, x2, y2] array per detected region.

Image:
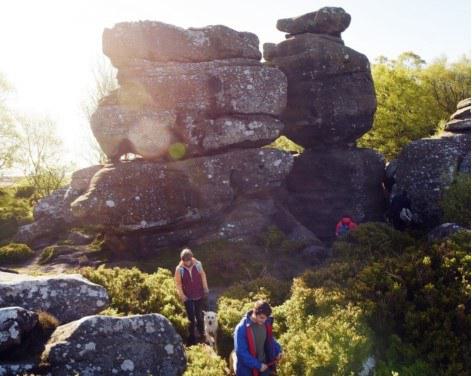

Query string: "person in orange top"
[[175, 248, 209, 345]]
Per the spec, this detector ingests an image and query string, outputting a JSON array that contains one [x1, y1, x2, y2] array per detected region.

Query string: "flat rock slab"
[[0, 272, 109, 324], [0, 307, 38, 352], [71, 148, 293, 231], [43, 314, 186, 376], [104, 21, 261, 67], [92, 103, 284, 160], [111, 60, 287, 116], [277, 7, 351, 36]]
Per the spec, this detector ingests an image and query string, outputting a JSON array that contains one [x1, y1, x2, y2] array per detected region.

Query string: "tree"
[[358, 53, 470, 160], [0, 73, 20, 173], [80, 57, 118, 165], [17, 115, 68, 199], [422, 54, 471, 115]]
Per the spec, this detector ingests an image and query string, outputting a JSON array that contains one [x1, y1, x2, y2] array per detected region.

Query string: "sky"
[[0, 0, 470, 169]]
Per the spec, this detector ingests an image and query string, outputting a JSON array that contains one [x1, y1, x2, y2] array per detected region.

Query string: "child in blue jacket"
[[234, 300, 282, 376]]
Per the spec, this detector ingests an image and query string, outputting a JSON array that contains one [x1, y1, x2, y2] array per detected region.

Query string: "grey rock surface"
[[104, 21, 261, 67], [286, 147, 386, 240], [43, 314, 186, 376], [0, 272, 109, 324], [0, 307, 38, 352], [276, 7, 351, 36], [71, 148, 293, 231], [392, 132, 470, 227]]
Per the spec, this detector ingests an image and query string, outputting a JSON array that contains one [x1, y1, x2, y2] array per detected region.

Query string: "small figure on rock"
[[174, 248, 209, 345], [335, 215, 358, 237], [233, 300, 282, 376], [386, 190, 414, 231]]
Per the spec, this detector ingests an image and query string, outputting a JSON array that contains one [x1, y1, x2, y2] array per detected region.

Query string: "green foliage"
[[301, 223, 470, 375], [257, 225, 307, 255], [0, 243, 34, 264], [0, 71, 20, 171], [267, 136, 304, 155], [14, 184, 36, 199], [359, 53, 471, 160], [183, 345, 227, 376], [440, 173, 471, 227], [0, 187, 33, 243], [222, 276, 291, 307], [274, 279, 373, 376], [80, 266, 189, 338]]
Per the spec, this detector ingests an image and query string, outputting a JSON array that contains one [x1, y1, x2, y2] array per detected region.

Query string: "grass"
[[0, 187, 33, 244]]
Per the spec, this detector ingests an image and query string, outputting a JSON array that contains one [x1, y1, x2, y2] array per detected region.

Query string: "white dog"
[[203, 310, 218, 351]]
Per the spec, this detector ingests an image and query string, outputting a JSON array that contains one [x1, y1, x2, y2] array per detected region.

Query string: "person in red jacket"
[[335, 215, 358, 237]]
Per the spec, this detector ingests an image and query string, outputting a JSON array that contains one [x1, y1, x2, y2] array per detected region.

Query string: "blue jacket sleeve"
[[272, 336, 281, 357], [234, 323, 262, 371]]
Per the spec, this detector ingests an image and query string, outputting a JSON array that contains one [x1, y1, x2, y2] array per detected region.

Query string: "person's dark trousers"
[[184, 298, 204, 345]]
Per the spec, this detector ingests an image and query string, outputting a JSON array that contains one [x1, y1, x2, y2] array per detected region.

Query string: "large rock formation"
[[264, 8, 384, 239], [42, 314, 186, 376], [264, 7, 376, 147], [390, 101, 470, 228], [0, 272, 109, 324], [286, 148, 385, 239], [68, 21, 320, 249]]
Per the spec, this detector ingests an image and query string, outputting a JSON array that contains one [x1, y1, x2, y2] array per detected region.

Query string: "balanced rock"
[[0, 307, 38, 352], [445, 97, 470, 133], [286, 147, 385, 240], [277, 7, 351, 36], [43, 314, 186, 376], [0, 272, 109, 324], [104, 21, 261, 67], [71, 148, 293, 231], [392, 132, 470, 227], [265, 8, 376, 147]]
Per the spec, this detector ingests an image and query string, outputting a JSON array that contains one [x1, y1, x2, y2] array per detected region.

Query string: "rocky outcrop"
[[0, 272, 109, 324], [72, 148, 292, 231], [286, 148, 385, 240], [445, 97, 470, 133], [264, 8, 384, 239], [264, 7, 376, 148], [14, 165, 102, 248], [43, 314, 186, 376], [103, 22, 261, 66], [391, 132, 470, 227], [94, 22, 286, 161], [0, 307, 38, 352], [276, 7, 351, 37]]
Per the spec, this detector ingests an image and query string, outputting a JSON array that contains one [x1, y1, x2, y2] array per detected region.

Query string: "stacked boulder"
[[390, 98, 470, 228], [70, 21, 320, 250], [264, 7, 385, 240]]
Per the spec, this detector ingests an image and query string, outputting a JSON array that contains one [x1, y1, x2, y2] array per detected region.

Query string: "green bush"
[[80, 266, 189, 338], [184, 344, 227, 376], [14, 185, 36, 199], [0, 187, 33, 243], [273, 279, 373, 376], [0, 243, 34, 264], [440, 173, 471, 227]]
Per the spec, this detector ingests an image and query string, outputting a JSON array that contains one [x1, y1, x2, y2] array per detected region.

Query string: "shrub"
[[80, 266, 188, 338], [440, 173, 471, 227], [0, 243, 34, 264], [14, 185, 36, 199], [0, 187, 33, 243], [184, 344, 227, 376], [273, 279, 373, 376]]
